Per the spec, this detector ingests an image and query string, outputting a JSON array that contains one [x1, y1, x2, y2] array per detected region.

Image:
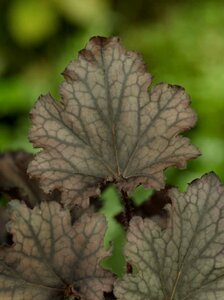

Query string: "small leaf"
[[114, 173, 224, 300], [0, 152, 60, 207], [0, 201, 114, 299], [28, 36, 199, 208], [116, 186, 171, 229], [0, 151, 61, 246]]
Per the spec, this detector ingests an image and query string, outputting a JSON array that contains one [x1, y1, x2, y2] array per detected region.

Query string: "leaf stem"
[[120, 190, 133, 274], [120, 190, 133, 231]]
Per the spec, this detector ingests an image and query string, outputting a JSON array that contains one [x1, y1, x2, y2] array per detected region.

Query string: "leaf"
[[114, 173, 224, 300], [28, 36, 199, 208], [0, 151, 61, 247], [0, 201, 114, 300], [0, 152, 60, 207], [116, 186, 171, 230]]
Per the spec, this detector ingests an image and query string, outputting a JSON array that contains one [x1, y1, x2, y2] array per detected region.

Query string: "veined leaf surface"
[[114, 173, 224, 300], [0, 201, 113, 299], [28, 36, 199, 207]]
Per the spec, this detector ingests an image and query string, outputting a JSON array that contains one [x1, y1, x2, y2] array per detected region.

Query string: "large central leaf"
[[114, 173, 224, 300], [28, 36, 199, 207]]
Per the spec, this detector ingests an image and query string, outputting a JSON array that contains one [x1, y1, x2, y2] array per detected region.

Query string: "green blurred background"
[[0, 0, 224, 275]]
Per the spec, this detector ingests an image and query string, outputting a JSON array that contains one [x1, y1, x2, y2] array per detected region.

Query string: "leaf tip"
[[89, 36, 120, 46]]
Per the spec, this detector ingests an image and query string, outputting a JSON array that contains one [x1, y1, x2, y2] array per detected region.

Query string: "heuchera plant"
[[0, 37, 224, 300]]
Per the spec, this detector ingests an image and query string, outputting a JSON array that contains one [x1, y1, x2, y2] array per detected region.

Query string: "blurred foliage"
[[0, 0, 224, 275]]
